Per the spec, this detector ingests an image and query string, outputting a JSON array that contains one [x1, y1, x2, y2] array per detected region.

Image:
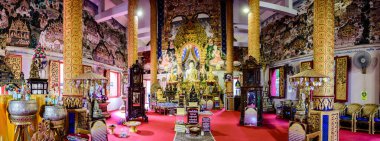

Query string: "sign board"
[[202, 117, 211, 132], [189, 102, 198, 107], [174, 124, 186, 133], [187, 108, 199, 124]]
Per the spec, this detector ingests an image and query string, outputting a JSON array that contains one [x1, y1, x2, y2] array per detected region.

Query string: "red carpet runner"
[[106, 110, 380, 141]]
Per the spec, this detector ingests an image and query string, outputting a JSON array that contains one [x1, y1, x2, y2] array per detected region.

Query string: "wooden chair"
[[90, 119, 108, 141], [372, 107, 380, 134], [354, 104, 379, 133], [333, 102, 347, 116], [288, 121, 320, 141], [340, 103, 362, 132], [355, 104, 378, 133]]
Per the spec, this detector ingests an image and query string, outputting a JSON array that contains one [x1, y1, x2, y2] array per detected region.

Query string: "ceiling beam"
[[259, 0, 297, 16], [94, 1, 129, 23]]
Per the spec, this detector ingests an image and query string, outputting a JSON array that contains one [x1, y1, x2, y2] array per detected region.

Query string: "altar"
[[154, 42, 222, 113]]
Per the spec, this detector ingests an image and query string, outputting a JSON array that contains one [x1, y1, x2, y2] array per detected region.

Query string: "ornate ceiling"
[[89, 0, 302, 49]]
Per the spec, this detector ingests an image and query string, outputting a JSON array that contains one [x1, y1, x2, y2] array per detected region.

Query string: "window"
[[270, 68, 280, 97], [109, 71, 120, 97], [233, 78, 241, 96]]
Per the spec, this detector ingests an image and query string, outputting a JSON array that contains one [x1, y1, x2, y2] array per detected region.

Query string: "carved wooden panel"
[[5, 55, 22, 79], [106, 69, 110, 96], [49, 60, 60, 89], [335, 56, 349, 102]]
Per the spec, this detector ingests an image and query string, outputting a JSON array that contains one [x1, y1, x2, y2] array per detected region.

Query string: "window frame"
[[108, 71, 120, 98]]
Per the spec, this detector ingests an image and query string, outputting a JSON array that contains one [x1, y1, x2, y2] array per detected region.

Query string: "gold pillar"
[[225, 0, 234, 110], [63, 0, 83, 95], [312, 0, 339, 140], [150, 0, 158, 84], [313, 0, 335, 111], [127, 0, 138, 68], [248, 0, 260, 62]]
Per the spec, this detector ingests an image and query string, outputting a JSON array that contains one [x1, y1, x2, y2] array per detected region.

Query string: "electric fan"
[[353, 51, 371, 74]]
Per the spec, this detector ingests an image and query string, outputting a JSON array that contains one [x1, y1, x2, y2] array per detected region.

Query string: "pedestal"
[[225, 97, 234, 111], [99, 102, 110, 118], [65, 108, 87, 134], [10, 115, 36, 141], [309, 110, 339, 141], [51, 119, 65, 141]]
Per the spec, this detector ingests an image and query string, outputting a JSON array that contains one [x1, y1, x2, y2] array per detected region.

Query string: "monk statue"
[[185, 62, 199, 82], [206, 67, 215, 82]]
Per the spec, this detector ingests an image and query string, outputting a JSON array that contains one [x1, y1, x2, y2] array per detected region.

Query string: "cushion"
[[374, 118, 380, 122], [356, 117, 369, 122], [340, 115, 352, 120]]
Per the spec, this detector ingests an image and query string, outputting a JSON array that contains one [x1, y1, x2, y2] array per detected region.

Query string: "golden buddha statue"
[[168, 69, 177, 83], [30, 59, 40, 79], [156, 88, 165, 102], [185, 62, 199, 82], [206, 68, 215, 82]]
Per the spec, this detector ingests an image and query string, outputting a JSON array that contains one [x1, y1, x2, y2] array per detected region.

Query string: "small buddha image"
[[168, 69, 177, 83], [206, 67, 215, 82]]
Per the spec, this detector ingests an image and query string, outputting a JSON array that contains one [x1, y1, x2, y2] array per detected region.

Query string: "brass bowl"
[[8, 100, 38, 125], [189, 126, 201, 136], [43, 105, 67, 121], [8, 100, 38, 116]]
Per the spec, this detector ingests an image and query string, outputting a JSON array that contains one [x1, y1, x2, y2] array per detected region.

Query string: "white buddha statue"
[[185, 62, 199, 82]]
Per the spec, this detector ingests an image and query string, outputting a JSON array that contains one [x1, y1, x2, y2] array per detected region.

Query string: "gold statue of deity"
[[29, 59, 40, 79], [185, 62, 199, 82], [168, 69, 177, 83], [206, 67, 215, 82], [156, 88, 165, 102]]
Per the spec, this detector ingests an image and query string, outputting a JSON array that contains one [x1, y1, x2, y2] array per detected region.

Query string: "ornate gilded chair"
[[334, 102, 347, 116], [372, 107, 380, 134], [355, 104, 379, 133], [339, 103, 362, 132]]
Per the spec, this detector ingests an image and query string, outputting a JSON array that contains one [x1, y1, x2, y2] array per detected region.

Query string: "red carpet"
[[106, 110, 380, 141]]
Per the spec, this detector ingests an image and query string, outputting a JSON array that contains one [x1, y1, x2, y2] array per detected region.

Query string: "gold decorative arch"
[[173, 20, 208, 71]]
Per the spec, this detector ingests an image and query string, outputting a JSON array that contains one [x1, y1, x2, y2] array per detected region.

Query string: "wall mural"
[[0, 0, 126, 68], [159, 0, 224, 73], [83, 0, 126, 67], [261, 0, 380, 63]]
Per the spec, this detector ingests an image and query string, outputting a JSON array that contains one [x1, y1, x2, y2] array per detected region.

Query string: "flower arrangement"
[[46, 83, 62, 105], [5, 83, 17, 92], [6, 83, 31, 100], [33, 44, 47, 59]]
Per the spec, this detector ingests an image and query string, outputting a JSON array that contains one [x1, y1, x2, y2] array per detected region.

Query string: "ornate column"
[[127, 0, 138, 68], [312, 0, 339, 140], [313, 0, 335, 112], [225, 0, 234, 110], [63, 0, 83, 95], [248, 0, 260, 62], [150, 0, 158, 84]]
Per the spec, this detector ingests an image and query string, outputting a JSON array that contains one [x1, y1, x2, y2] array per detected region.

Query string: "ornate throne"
[[126, 61, 148, 122], [239, 56, 263, 126]]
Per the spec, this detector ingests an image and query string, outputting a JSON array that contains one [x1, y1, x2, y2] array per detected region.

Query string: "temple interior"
[[1, 0, 380, 141]]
